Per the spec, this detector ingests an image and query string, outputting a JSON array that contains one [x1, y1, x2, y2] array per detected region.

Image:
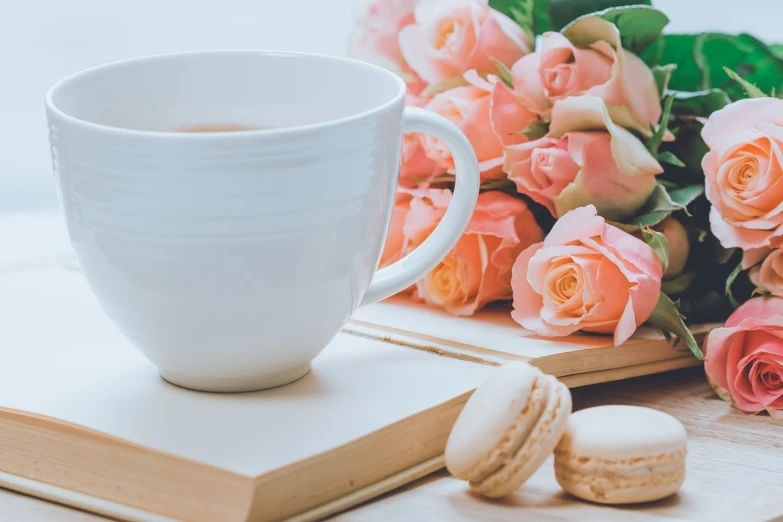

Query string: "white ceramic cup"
[[45, 50, 480, 392]]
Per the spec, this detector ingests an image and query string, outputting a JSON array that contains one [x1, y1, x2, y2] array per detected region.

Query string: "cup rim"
[[45, 49, 408, 138]]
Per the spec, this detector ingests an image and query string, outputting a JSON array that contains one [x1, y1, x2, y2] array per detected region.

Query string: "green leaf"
[[640, 35, 664, 67], [669, 89, 731, 117], [652, 64, 677, 98], [480, 178, 517, 192], [507, 0, 536, 40], [549, 0, 651, 32], [646, 293, 704, 359], [657, 151, 685, 167], [668, 185, 705, 208], [560, 5, 668, 56], [492, 58, 514, 88], [614, 184, 704, 231], [514, 119, 550, 140], [660, 33, 783, 101], [723, 66, 768, 98], [725, 260, 743, 309], [490, 0, 552, 37], [656, 179, 679, 191], [725, 260, 742, 295], [662, 119, 709, 175], [771, 43, 783, 61], [642, 227, 670, 274], [728, 291, 741, 309], [661, 271, 697, 295], [645, 93, 674, 155]]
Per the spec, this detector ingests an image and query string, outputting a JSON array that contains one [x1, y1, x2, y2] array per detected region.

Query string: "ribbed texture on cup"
[[50, 114, 400, 244]]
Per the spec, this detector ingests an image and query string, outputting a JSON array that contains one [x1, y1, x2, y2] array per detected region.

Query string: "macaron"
[[444, 361, 572, 498], [554, 405, 687, 504]]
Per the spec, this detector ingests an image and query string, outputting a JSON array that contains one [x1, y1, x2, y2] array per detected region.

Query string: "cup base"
[[160, 363, 311, 393]]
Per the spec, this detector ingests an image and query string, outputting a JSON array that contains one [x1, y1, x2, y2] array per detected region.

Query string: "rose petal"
[[577, 256, 630, 334], [743, 247, 773, 269], [727, 296, 783, 327], [490, 80, 536, 147], [704, 326, 741, 391], [702, 97, 783, 149], [466, 191, 529, 240], [562, 17, 660, 134], [554, 131, 657, 220], [399, 25, 455, 84], [505, 137, 579, 217], [511, 52, 551, 115], [709, 206, 781, 250], [612, 296, 639, 345], [549, 96, 663, 179], [543, 204, 605, 248], [467, 9, 531, 73]]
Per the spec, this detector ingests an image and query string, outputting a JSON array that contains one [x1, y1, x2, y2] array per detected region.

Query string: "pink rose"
[[704, 297, 783, 418], [505, 95, 661, 220], [399, 0, 531, 85], [403, 189, 544, 315], [422, 72, 535, 180], [505, 137, 579, 217], [354, 0, 417, 66], [512, 20, 660, 134], [748, 248, 783, 297], [511, 205, 663, 345], [379, 191, 414, 269], [402, 63, 429, 97], [400, 94, 446, 187], [702, 98, 783, 251], [352, 0, 427, 95]]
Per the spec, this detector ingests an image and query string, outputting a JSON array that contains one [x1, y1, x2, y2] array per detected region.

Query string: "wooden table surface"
[[2, 367, 781, 522]]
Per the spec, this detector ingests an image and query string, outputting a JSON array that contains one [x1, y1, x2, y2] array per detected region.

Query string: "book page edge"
[[0, 456, 447, 522], [0, 471, 176, 522], [286, 454, 445, 522]]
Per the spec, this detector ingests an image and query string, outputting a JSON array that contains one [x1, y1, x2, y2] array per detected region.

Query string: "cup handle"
[[360, 107, 480, 307]]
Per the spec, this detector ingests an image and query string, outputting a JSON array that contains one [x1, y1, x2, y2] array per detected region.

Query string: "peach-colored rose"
[[422, 72, 535, 180], [505, 137, 579, 216], [511, 205, 663, 345], [656, 217, 690, 278], [704, 297, 783, 418], [355, 0, 417, 66], [351, 0, 427, 95], [400, 94, 446, 187], [379, 191, 414, 268], [505, 95, 661, 220], [402, 64, 429, 97], [503, 138, 580, 217], [512, 19, 660, 135], [403, 189, 544, 315], [399, 0, 531, 85], [748, 248, 783, 296], [702, 98, 783, 251]]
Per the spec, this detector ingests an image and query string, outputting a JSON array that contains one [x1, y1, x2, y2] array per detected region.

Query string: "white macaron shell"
[[561, 405, 686, 460], [445, 362, 539, 478]]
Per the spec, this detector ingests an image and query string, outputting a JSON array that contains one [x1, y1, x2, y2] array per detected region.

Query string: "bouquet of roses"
[[353, 0, 783, 417]]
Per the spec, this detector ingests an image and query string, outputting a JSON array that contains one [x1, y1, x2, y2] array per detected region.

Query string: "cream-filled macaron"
[[445, 361, 572, 498], [554, 405, 687, 504]]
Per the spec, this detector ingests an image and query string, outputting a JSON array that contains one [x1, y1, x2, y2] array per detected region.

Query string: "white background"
[[1, 0, 782, 213]]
